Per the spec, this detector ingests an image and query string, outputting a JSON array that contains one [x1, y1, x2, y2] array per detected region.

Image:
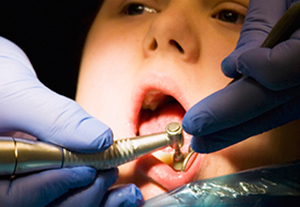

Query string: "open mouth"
[[138, 89, 184, 136], [138, 89, 185, 166], [135, 89, 203, 190]]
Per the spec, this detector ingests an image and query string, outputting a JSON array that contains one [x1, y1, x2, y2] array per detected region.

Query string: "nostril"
[[169, 40, 184, 54], [149, 39, 158, 50]]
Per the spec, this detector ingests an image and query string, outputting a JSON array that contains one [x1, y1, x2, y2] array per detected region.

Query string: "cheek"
[[77, 33, 144, 137], [83, 22, 147, 81], [191, 33, 237, 98], [80, 25, 141, 97]]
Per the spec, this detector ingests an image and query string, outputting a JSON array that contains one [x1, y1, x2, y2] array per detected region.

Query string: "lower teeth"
[[152, 148, 195, 172], [152, 151, 173, 167]]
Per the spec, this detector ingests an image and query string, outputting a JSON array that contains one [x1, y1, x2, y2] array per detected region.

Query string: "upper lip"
[[129, 73, 189, 136]]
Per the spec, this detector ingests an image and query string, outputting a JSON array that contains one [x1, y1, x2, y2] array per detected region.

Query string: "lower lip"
[[136, 101, 204, 190], [136, 152, 203, 190]]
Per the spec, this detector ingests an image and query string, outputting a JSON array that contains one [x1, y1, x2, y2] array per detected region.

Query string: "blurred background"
[[0, 1, 101, 99]]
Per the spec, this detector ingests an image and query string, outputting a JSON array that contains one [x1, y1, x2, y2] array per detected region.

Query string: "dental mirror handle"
[[0, 122, 183, 176]]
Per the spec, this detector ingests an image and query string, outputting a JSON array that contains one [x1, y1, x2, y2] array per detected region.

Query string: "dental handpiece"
[[0, 122, 183, 176]]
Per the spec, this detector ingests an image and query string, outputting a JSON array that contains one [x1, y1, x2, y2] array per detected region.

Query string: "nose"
[[143, 5, 200, 63]]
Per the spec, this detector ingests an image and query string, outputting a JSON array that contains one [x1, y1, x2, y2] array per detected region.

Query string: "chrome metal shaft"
[[0, 122, 184, 176], [63, 129, 175, 170]]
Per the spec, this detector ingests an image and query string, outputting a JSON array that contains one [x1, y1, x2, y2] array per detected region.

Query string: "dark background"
[[0, 1, 101, 99]]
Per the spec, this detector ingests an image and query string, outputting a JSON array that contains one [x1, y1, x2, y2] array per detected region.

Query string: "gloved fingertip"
[[75, 124, 113, 153], [69, 167, 97, 187], [221, 56, 241, 78], [182, 110, 201, 135], [128, 184, 144, 206], [101, 184, 143, 207], [119, 184, 143, 207], [191, 136, 223, 154], [99, 168, 119, 183], [97, 128, 113, 151], [182, 104, 210, 136], [111, 167, 119, 178], [190, 137, 207, 153], [236, 54, 250, 76], [86, 121, 114, 153]]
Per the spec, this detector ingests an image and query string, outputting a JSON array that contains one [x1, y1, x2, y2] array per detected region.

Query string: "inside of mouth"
[[137, 92, 189, 171], [137, 95, 179, 136], [152, 149, 194, 172]]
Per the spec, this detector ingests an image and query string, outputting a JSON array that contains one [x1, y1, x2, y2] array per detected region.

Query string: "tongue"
[[138, 102, 185, 136]]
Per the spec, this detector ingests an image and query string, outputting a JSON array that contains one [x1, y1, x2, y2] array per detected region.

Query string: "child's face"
[[76, 0, 300, 200]]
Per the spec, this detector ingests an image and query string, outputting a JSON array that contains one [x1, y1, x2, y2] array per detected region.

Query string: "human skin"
[[76, 0, 300, 200]]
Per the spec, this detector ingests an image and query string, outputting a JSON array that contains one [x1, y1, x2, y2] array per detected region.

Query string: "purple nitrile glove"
[[182, 0, 300, 153], [0, 36, 141, 206], [100, 184, 143, 207]]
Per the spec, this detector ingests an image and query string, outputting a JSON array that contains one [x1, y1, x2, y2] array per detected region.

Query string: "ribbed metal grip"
[[63, 138, 138, 170], [0, 123, 183, 175], [63, 122, 183, 170]]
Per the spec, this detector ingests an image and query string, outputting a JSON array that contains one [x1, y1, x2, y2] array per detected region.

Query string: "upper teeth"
[[142, 90, 166, 111]]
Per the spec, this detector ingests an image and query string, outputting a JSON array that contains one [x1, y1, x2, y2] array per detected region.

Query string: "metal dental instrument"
[[168, 122, 185, 172], [0, 122, 184, 176], [181, 147, 195, 172], [165, 123, 195, 172]]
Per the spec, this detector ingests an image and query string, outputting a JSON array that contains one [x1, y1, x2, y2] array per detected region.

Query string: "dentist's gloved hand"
[[0, 36, 142, 206], [182, 0, 300, 153]]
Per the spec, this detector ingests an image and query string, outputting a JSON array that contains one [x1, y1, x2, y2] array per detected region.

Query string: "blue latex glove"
[[0, 36, 142, 206], [49, 178, 143, 207], [182, 0, 300, 153], [100, 184, 143, 207]]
